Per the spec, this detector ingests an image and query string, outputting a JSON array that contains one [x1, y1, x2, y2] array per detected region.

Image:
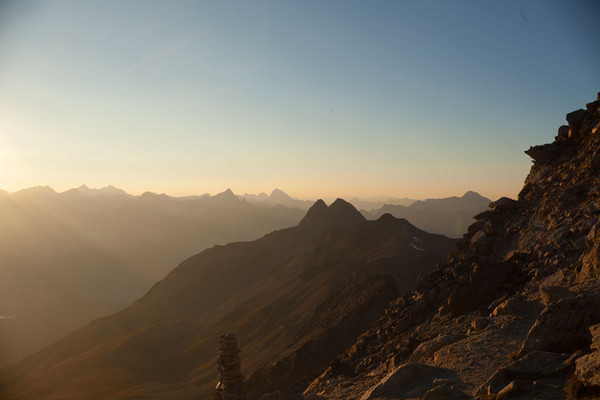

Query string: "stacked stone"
[[212, 333, 246, 400]]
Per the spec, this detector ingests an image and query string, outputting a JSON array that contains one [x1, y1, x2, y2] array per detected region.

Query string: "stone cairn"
[[211, 333, 246, 400]]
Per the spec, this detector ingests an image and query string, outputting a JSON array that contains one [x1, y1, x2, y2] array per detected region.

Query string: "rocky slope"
[[0, 200, 455, 400], [260, 94, 600, 400]]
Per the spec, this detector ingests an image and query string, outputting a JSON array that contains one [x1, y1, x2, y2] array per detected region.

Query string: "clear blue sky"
[[0, 0, 598, 200]]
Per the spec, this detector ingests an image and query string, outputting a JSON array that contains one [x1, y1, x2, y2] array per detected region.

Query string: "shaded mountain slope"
[[0, 200, 456, 400], [293, 95, 600, 399], [245, 274, 400, 399], [366, 191, 491, 238], [0, 187, 305, 367]]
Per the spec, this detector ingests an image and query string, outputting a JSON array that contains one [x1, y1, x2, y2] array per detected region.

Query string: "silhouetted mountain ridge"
[[300, 198, 366, 233]]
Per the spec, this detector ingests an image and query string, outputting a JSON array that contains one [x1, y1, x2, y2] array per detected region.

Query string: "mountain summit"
[[300, 198, 366, 231]]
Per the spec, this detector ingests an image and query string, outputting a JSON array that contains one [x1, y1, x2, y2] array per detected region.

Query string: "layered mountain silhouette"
[[364, 191, 491, 238], [242, 190, 417, 213], [348, 196, 416, 213], [242, 189, 314, 210], [0, 199, 456, 399], [0, 187, 305, 367]]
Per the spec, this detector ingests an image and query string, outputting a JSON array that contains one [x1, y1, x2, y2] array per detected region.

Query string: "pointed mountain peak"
[[328, 198, 365, 223], [463, 190, 483, 199], [300, 198, 365, 230], [300, 199, 328, 225], [377, 213, 397, 223], [213, 189, 241, 204], [269, 188, 291, 199], [215, 188, 236, 198]]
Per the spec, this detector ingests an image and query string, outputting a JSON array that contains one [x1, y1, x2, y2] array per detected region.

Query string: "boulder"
[[518, 293, 600, 357], [575, 352, 600, 386], [470, 231, 488, 249], [489, 197, 517, 211], [574, 323, 600, 386], [581, 238, 600, 280], [557, 125, 571, 140], [443, 262, 521, 318], [359, 364, 461, 400], [525, 144, 557, 162], [473, 210, 492, 221], [476, 351, 568, 395], [491, 298, 524, 317], [566, 109, 587, 126], [538, 285, 574, 305], [471, 317, 489, 331], [408, 335, 461, 363], [591, 323, 600, 351]]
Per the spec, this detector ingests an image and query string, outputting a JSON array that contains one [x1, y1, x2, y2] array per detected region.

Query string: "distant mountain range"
[[348, 196, 416, 211], [0, 185, 487, 369], [239, 189, 492, 238], [0, 186, 305, 368], [363, 191, 492, 238], [0, 199, 456, 400], [241, 188, 314, 210]]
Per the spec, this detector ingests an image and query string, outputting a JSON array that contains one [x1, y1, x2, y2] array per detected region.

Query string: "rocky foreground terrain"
[[253, 95, 600, 400]]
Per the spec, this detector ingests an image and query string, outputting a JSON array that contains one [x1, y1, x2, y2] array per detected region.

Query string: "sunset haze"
[[1, 0, 599, 199]]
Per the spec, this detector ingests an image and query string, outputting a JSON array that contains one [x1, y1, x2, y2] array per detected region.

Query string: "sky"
[[0, 0, 599, 200]]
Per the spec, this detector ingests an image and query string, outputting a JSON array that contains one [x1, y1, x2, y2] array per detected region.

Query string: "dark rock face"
[[567, 109, 588, 126], [441, 262, 523, 318], [518, 293, 600, 357], [538, 284, 573, 305]]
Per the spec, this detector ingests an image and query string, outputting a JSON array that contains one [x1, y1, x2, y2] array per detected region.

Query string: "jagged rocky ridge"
[[257, 94, 600, 400]]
